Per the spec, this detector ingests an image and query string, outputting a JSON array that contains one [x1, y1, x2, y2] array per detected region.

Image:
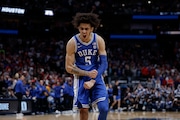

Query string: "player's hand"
[[84, 79, 96, 89], [87, 69, 98, 78]]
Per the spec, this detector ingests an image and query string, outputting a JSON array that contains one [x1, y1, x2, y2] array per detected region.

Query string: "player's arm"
[[84, 35, 108, 89], [65, 38, 97, 78], [96, 35, 108, 77], [65, 38, 87, 76]]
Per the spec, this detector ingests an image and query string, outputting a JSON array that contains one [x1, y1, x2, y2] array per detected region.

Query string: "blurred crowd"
[[0, 35, 180, 114], [1, 0, 180, 15]]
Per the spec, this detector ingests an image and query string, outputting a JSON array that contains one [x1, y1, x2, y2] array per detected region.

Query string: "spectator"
[[14, 74, 27, 117], [110, 80, 121, 112], [107, 84, 113, 108], [0, 75, 6, 98], [36, 80, 49, 114], [63, 77, 74, 111], [53, 80, 65, 113]]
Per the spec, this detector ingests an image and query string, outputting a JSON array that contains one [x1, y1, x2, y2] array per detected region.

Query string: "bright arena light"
[[1, 7, 25, 14], [44, 10, 54, 16]]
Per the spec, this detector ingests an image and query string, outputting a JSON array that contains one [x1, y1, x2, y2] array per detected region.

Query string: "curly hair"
[[71, 12, 101, 31]]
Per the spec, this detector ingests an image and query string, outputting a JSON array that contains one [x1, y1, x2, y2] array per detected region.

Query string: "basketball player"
[[65, 12, 109, 120]]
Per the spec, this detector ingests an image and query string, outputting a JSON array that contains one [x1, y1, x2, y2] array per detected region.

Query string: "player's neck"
[[79, 33, 92, 43]]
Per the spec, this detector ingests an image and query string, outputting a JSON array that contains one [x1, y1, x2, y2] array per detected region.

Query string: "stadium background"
[[1, 0, 180, 74], [0, 0, 180, 115]]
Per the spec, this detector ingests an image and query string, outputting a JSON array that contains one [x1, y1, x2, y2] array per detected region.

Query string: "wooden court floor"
[[0, 111, 179, 120]]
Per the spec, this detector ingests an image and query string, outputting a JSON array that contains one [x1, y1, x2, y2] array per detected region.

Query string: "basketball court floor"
[[0, 111, 179, 120]]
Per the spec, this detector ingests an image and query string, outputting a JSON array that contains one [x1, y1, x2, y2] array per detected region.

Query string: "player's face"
[[78, 23, 94, 42]]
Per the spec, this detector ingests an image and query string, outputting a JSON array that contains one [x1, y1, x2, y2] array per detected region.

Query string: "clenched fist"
[[87, 69, 98, 78], [84, 79, 96, 89]]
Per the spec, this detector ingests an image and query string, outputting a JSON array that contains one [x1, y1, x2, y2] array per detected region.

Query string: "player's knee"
[[80, 108, 89, 114], [99, 107, 109, 114], [98, 101, 109, 113]]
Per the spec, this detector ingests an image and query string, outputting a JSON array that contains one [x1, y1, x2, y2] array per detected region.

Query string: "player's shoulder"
[[67, 36, 76, 45], [66, 36, 76, 51], [94, 33, 105, 45], [94, 33, 104, 41]]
